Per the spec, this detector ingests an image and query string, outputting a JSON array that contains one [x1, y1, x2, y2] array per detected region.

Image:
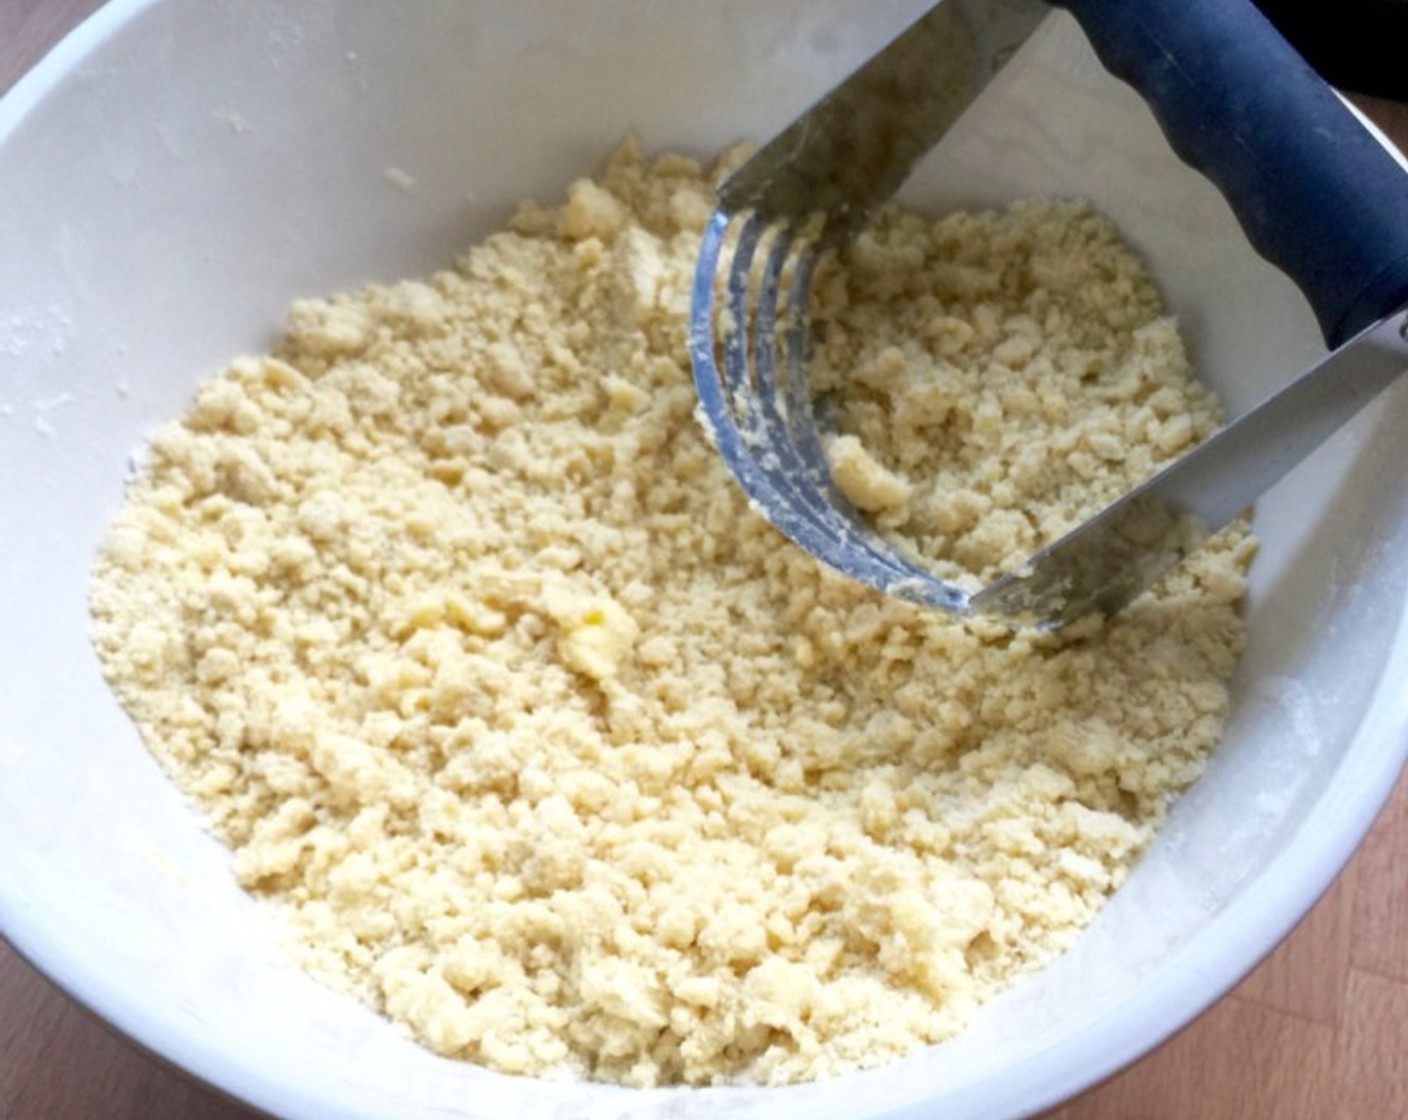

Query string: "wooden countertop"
[[2, 2, 1406, 1117]]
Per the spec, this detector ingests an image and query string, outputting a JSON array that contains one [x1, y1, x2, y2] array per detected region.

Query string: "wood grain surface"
[[2, 2, 1406, 1118]]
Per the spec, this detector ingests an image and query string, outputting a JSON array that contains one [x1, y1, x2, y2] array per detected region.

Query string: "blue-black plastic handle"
[[1058, 0, 1408, 349]]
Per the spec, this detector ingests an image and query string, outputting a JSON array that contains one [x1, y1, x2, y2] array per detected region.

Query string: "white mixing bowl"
[[2, 3, 1405, 1118]]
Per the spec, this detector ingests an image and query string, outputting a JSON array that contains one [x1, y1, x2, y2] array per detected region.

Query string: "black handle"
[[1059, 0, 1408, 348]]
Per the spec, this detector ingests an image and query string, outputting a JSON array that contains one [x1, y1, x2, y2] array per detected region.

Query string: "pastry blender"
[[690, 0, 1408, 628]]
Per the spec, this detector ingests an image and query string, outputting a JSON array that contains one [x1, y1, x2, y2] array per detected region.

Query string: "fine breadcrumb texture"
[[90, 140, 1255, 1088]]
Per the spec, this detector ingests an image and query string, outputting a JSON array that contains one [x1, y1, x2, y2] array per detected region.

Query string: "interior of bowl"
[[1, 3, 1405, 1119]]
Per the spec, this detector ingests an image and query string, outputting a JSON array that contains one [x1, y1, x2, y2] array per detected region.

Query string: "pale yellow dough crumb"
[[824, 433, 913, 515], [90, 140, 1254, 1088]]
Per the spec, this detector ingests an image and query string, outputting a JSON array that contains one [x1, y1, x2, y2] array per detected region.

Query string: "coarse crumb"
[[90, 139, 1254, 1088], [809, 200, 1229, 580]]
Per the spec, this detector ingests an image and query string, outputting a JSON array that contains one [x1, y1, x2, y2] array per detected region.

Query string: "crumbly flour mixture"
[[91, 141, 1254, 1087]]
